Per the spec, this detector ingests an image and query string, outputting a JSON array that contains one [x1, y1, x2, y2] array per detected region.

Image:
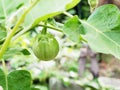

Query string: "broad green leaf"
[[3, 48, 30, 60], [8, 70, 32, 90], [25, 0, 80, 27], [66, 0, 80, 10], [0, 0, 27, 21], [63, 16, 85, 42], [81, 5, 120, 59], [0, 69, 6, 90]]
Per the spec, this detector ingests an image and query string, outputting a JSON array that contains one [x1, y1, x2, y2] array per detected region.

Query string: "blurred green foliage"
[[75, 0, 90, 19]]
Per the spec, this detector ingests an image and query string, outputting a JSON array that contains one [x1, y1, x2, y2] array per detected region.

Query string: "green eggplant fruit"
[[32, 33, 59, 61]]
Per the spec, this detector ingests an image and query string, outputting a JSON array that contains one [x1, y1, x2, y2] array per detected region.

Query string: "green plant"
[[0, 0, 120, 90], [0, 0, 80, 90]]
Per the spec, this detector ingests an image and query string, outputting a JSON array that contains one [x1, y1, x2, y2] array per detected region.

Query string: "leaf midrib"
[[81, 20, 120, 48]]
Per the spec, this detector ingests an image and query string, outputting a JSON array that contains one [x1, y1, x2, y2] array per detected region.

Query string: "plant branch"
[[41, 21, 47, 34], [12, 25, 31, 40], [12, 23, 63, 40], [63, 11, 73, 18], [39, 24, 63, 32], [63, 11, 84, 23], [13, 12, 73, 41]]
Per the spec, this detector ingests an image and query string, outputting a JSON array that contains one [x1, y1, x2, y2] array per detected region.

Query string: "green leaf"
[[63, 16, 85, 42], [3, 48, 20, 60], [8, 70, 32, 90], [25, 0, 80, 28], [81, 5, 120, 59], [3, 48, 30, 60], [0, 69, 6, 90], [0, 69, 32, 90], [20, 49, 31, 55], [0, 0, 27, 21], [66, 0, 81, 10]]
